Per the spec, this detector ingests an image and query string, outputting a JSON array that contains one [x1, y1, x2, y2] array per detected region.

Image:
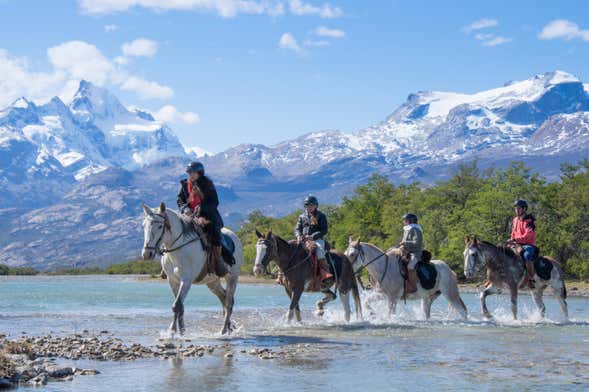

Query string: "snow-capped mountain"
[[1, 71, 588, 269]]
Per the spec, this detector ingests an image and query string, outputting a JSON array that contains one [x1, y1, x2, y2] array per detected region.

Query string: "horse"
[[141, 202, 243, 335], [253, 229, 362, 322], [463, 236, 568, 320], [345, 238, 467, 320]]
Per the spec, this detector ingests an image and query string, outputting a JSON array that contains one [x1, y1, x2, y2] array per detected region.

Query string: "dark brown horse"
[[253, 229, 362, 322], [464, 236, 568, 320]]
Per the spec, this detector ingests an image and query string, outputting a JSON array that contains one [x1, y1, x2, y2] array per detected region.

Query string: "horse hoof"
[[315, 310, 325, 317]]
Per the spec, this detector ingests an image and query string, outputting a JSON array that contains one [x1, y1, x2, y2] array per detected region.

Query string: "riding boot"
[[525, 261, 535, 289], [213, 245, 229, 277], [319, 258, 333, 282], [405, 268, 418, 295]]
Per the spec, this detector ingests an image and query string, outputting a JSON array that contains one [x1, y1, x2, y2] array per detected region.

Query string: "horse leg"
[[316, 289, 337, 317], [550, 280, 568, 319], [508, 285, 518, 320], [206, 280, 229, 332], [442, 281, 468, 319], [339, 290, 351, 322], [351, 283, 362, 320], [288, 288, 304, 322], [480, 284, 498, 320], [172, 279, 192, 335], [168, 278, 181, 334], [531, 285, 547, 318], [422, 291, 441, 320], [220, 275, 237, 335]]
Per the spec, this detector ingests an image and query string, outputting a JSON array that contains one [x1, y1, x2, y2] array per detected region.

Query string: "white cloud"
[[279, 33, 302, 52], [121, 38, 158, 57], [0, 40, 175, 108], [314, 25, 345, 38], [482, 36, 512, 46], [120, 77, 173, 99], [462, 18, 498, 34], [48, 41, 114, 85], [104, 24, 118, 32], [539, 19, 589, 42], [79, 0, 285, 18], [304, 39, 330, 47], [154, 105, 200, 124], [289, 0, 342, 18]]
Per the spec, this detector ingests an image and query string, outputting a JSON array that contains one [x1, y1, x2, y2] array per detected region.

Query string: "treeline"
[[237, 160, 589, 279], [0, 260, 161, 276]]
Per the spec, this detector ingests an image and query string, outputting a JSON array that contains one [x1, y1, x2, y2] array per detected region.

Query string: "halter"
[[143, 213, 199, 256], [349, 243, 390, 285]]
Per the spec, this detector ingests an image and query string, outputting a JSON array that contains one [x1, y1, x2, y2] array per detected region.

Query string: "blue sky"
[[0, 0, 588, 152]]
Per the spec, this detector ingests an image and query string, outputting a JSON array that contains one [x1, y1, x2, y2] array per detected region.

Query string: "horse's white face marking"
[[141, 213, 166, 260], [253, 242, 267, 276], [344, 244, 361, 270], [463, 246, 483, 278]]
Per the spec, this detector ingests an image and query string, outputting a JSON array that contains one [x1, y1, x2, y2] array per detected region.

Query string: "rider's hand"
[[297, 236, 303, 243], [197, 217, 209, 225]]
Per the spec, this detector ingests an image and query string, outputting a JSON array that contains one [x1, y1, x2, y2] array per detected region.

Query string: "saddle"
[[399, 249, 435, 289], [508, 244, 554, 281], [188, 219, 236, 266]]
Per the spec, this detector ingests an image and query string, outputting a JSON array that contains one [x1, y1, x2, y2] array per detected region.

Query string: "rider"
[[507, 199, 536, 288], [294, 195, 333, 284], [177, 161, 228, 277], [399, 213, 423, 295]]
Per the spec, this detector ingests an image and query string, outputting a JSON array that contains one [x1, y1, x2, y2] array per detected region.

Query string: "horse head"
[[463, 235, 486, 278], [253, 229, 277, 276], [141, 202, 170, 260], [344, 236, 363, 271]]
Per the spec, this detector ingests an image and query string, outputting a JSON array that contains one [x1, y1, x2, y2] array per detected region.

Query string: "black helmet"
[[304, 195, 318, 206], [513, 199, 528, 209], [402, 213, 418, 223], [186, 161, 204, 174]]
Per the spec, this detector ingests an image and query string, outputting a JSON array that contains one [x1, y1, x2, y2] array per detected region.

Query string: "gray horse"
[[463, 236, 568, 320]]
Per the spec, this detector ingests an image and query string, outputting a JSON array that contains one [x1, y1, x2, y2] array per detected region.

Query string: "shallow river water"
[[1, 275, 588, 391]]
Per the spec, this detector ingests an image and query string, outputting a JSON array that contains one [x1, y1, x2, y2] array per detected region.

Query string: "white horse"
[[141, 202, 243, 335], [345, 238, 467, 319]]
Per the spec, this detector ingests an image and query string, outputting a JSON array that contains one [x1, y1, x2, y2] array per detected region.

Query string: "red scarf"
[[187, 181, 201, 209]]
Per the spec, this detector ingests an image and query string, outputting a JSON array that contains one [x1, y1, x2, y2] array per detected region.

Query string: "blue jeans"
[[522, 245, 536, 263]]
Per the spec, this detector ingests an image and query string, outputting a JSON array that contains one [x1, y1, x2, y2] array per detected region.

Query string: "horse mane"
[[480, 240, 518, 258], [166, 209, 199, 238]]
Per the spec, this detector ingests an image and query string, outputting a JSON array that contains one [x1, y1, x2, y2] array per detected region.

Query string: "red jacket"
[[511, 215, 536, 246]]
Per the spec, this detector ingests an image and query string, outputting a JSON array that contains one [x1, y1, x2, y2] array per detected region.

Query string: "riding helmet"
[[513, 199, 528, 209], [186, 161, 205, 174], [304, 195, 319, 207], [402, 213, 418, 223]]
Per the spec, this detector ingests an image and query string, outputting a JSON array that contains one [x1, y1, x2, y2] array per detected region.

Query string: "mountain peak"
[[11, 97, 33, 109], [534, 70, 580, 86], [70, 80, 127, 120]]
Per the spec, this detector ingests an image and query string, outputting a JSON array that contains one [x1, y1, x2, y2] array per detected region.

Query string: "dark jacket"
[[177, 176, 224, 228], [295, 209, 328, 240]]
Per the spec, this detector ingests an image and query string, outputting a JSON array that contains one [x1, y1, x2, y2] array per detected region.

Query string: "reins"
[[351, 244, 390, 285], [143, 213, 200, 256]]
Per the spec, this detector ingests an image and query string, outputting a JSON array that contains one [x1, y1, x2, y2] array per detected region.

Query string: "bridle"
[[348, 243, 390, 285], [143, 213, 199, 256], [465, 243, 485, 276], [256, 237, 309, 275]]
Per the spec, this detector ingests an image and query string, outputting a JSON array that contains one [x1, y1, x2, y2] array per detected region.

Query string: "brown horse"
[[464, 236, 568, 320], [253, 229, 362, 322]]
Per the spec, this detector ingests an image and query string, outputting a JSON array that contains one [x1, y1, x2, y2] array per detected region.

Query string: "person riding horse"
[[506, 199, 537, 288], [177, 161, 228, 277], [294, 195, 333, 285], [399, 213, 423, 295]]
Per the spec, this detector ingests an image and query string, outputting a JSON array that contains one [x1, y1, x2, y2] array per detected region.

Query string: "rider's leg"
[[406, 254, 418, 294], [210, 225, 229, 277], [315, 239, 333, 281]]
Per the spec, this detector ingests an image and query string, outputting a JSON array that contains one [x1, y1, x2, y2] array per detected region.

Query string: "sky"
[[0, 0, 588, 153]]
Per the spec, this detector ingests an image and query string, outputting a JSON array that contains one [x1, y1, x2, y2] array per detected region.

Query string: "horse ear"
[[142, 202, 152, 216], [159, 202, 166, 213], [465, 235, 471, 244], [267, 228, 273, 238], [255, 229, 263, 239]]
